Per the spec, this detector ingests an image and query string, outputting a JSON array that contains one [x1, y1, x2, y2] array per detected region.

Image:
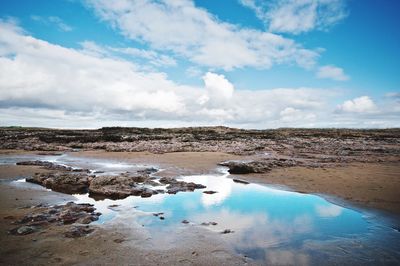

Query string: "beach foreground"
[[0, 127, 399, 265]]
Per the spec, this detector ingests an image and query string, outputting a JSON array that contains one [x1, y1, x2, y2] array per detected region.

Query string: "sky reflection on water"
[[3, 153, 400, 264]]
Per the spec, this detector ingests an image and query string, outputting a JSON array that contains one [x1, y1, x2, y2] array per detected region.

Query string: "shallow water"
[[2, 153, 400, 264]]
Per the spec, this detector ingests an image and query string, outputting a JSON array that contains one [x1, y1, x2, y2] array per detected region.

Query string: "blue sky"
[[0, 0, 399, 128]]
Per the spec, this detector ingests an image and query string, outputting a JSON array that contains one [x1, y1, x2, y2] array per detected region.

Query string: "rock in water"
[[203, 190, 218, 194], [26, 172, 91, 194], [232, 178, 249, 184], [88, 175, 156, 199]]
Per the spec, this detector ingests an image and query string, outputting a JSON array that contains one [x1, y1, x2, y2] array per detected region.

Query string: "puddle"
[[2, 154, 400, 264]]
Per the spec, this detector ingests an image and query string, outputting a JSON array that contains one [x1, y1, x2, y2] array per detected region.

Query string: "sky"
[[0, 0, 399, 129]]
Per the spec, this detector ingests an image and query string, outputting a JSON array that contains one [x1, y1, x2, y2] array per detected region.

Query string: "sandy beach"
[[1, 127, 399, 265]]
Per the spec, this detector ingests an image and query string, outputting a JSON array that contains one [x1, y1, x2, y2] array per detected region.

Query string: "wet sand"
[[1, 150, 400, 265]]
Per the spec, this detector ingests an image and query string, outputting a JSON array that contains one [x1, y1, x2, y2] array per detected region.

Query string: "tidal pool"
[[3, 154, 400, 264]]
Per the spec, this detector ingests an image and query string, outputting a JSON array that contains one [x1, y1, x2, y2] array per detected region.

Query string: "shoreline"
[[1, 149, 399, 218]]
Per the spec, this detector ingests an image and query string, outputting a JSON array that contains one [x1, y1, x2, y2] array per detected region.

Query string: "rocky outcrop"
[[16, 160, 89, 172], [9, 202, 100, 237], [159, 177, 206, 194], [220, 158, 298, 174], [88, 175, 157, 199], [26, 172, 91, 194], [25, 167, 207, 199], [2, 127, 398, 163]]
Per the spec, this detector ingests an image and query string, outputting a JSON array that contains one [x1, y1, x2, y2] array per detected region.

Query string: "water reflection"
[[4, 154, 400, 264], [71, 172, 373, 262]]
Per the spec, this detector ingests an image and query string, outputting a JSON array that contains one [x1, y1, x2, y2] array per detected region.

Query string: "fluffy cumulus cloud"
[[336, 96, 377, 113], [84, 0, 319, 70], [316, 65, 349, 81], [240, 0, 348, 34], [0, 20, 398, 128]]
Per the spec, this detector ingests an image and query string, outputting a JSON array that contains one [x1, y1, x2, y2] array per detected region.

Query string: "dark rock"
[[143, 180, 160, 186], [219, 161, 270, 174], [94, 171, 105, 174], [16, 160, 89, 173], [201, 222, 218, 226], [221, 229, 234, 234], [159, 177, 177, 184], [220, 158, 298, 174], [16, 202, 100, 228], [203, 190, 218, 194], [232, 178, 249, 184], [140, 189, 154, 198], [26, 172, 90, 194], [182, 220, 189, 224], [88, 175, 149, 199], [166, 181, 206, 194], [137, 167, 158, 175]]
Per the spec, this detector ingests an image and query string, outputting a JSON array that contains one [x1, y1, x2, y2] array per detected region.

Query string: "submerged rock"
[[203, 190, 218, 194], [64, 225, 95, 238], [26, 172, 91, 194], [201, 222, 218, 226], [161, 177, 206, 194], [232, 178, 250, 185], [9, 202, 100, 237]]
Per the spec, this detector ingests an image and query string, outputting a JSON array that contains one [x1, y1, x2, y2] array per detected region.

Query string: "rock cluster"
[[2, 128, 399, 164], [17, 160, 89, 172], [159, 177, 206, 194], [9, 202, 100, 237], [26, 172, 91, 194], [26, 170, 207, 199], [220, 158, 298, 174], [88, 175, 158, 199]]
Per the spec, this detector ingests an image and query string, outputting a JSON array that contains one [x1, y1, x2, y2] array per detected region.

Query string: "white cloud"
[[110, 47, 177, 67], [185, 66, 203, 77], [316, 65, 349, 81], [240, 0, 347, 34], [85, 0, 319, 70], [31, 15, 73, 32], [280, 107, 316, 123], [79, 41, 177, 67], [202, 72, 234, 106], [0, 20, 398, 129], [336, 96, 377, 113]]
